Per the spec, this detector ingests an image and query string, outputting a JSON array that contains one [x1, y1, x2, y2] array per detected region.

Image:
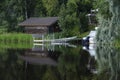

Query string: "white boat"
[[88, 30, 96, 44], [82, 27, 98, 44]]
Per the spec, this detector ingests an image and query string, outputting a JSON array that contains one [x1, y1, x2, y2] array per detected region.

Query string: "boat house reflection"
[[19, 45, 60, 66]]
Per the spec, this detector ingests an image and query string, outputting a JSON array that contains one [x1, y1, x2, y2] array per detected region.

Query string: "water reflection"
[[19, 48, 58, 66], [0, 44, 97, 80], [96, 44, 120, 80], [82, 43, 97, 74], [57, 47, 93, 80], [83, 43, 96, 59], [21, 44, 94, 80], [0, 48, 25, 80]]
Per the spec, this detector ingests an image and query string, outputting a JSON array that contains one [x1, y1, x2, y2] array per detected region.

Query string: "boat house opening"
[[19, 17, 60, 37]]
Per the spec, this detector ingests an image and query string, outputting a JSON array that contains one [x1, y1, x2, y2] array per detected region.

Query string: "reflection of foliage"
[[42, 66, 60, 80], [96, 44, 120, 80], [0, 45, 97, 80], [0, 49, 25, 80], [57, 46, 94, 80], [26, 65, 47, 80]]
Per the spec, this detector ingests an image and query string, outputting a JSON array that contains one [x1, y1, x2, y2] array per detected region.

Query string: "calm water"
[[0, 43, 119, 80]]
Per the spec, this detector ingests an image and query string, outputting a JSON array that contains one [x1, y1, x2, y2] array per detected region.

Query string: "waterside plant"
[[0, 33, 33, 49], [0, 33, 32, 43]]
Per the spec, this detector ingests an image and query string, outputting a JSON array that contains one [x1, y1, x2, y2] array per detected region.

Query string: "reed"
[[0, 33, 32, 43], [0, 33, 33, 49], [0, 42, 33, 49]]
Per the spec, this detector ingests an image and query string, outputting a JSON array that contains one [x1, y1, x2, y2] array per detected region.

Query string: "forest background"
[[0, 0, 109, 37]]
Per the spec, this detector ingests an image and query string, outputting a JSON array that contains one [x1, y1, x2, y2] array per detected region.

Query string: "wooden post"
[[42, 35, 44, 51]]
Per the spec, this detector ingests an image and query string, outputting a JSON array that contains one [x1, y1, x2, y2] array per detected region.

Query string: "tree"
[[33, 0, 46, 17], [93, 0, 111, 19], [3, 0, 25, 32], [58, 0, 68, 5], [0, 0, 38, 32], [96, 0, 120, 43], [42, 0, 59, 16], [76, 0, 94, 33], [59, 0, 95, 36]]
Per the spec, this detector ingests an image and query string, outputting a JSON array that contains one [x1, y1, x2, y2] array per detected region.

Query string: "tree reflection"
[[96, 44, 120, 80], [57, 46, 94, 80], [0, 45, 97, 80], [0, 49, 25, 80]]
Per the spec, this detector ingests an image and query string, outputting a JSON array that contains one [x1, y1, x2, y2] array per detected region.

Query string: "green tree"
[[58, 0, 68, 5], [34, 0, 46, 17], [93, 0, 111, 19], [25, 0, 36, 18], [59, 0, 94, 36], [77, 0, 93, 33], [59, 0, 80, 37], [42, 0, 59, 16], [1, 0, 26, 32]]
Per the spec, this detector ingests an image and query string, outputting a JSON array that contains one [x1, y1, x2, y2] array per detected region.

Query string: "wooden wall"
[[25, 26, 48, 34]]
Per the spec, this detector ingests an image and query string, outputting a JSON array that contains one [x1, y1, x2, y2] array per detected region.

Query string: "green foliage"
[[42, 67, 58, 80], [0, 42, 33, 49], [0, 28, 7, 34], [78, 31, 89, 38], [79, 13, 89, 33], [113, 39, 120, 48], [0, 0, 25, 32], [59, 0, 94, 36], [76, 0, 93, 33], [58, 0, 68, 5], [34, 0, 46, 17], [59, 1, 80, 37], [0, 33, 33, 44], [96, 0, 120, 44], [93, 0, 111, 19], [42, 0, 59, 16], [0, 33, 33, 49], [0, 0, 95, 37]]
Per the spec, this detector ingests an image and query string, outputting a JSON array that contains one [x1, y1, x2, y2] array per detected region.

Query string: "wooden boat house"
[[19, 17, 60, 37]]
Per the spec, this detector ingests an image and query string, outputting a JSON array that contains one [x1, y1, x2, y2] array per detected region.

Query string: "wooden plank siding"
[[25, 26, 48, 34], [19, 17, 61, 35]]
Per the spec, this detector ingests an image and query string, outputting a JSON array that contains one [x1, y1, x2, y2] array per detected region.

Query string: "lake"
[[0, 43, 119, 80]]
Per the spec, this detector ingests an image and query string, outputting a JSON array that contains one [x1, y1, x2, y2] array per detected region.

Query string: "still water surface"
[[0, 43, 119, 80]]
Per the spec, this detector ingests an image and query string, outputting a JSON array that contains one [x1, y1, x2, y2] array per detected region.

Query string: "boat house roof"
[[18, 17, 58, 27]]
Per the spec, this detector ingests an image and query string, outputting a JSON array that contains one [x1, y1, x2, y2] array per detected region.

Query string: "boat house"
[[19, 17, 60, 37]]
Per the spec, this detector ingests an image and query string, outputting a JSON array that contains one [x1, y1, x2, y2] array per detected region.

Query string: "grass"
[[44, 31, 89, 40], [0, 42, 33, 49], [0, 33, 33, 43], [0, 30, 90, 49], [44, 32, 64, 39], [78, 31, 89, 38], [0, 33, 33, 49], [113, 39, 120, 48]]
